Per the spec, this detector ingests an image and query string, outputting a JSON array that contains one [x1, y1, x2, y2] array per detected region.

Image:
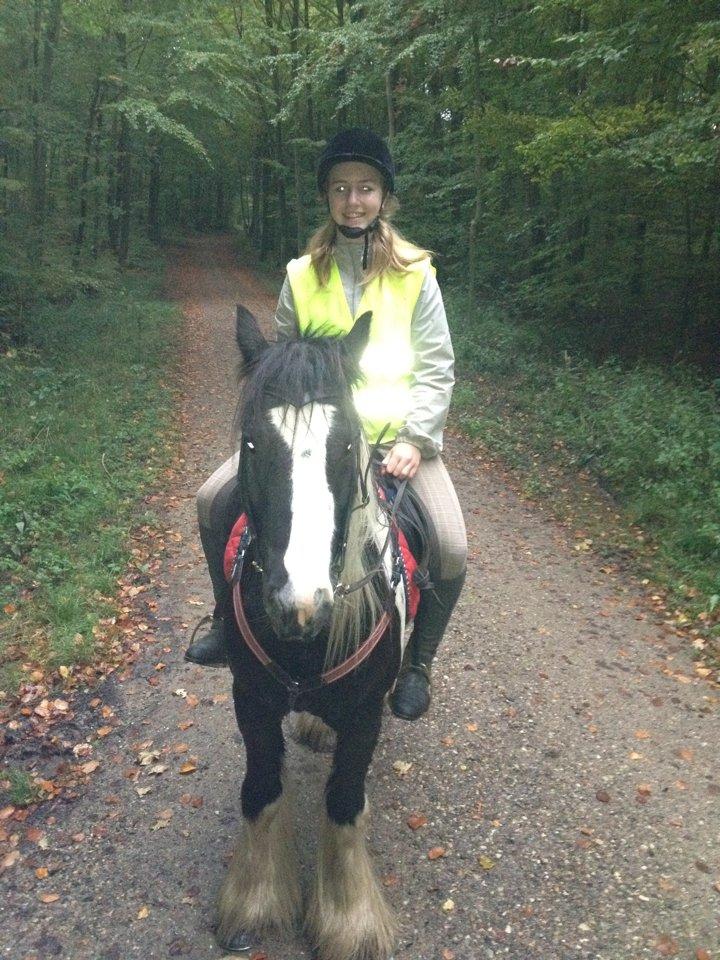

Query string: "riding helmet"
[[317, 128, 395, 194]]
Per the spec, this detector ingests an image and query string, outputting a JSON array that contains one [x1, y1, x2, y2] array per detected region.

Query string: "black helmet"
[[317, 128, 395, 194]]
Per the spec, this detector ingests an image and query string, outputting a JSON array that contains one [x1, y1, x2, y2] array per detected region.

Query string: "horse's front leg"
[[217, 684, 301, 951], [308, 698, 396, 960]]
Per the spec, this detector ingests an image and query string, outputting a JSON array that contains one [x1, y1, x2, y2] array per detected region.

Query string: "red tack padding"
[[223, 511, 419, 619], [397, 528, 420, 619], [224, 513, 250, 581]]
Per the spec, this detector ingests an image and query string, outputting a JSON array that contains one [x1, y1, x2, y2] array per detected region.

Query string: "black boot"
[[390, 570, 465, 721], [185, 607, 228, 667]]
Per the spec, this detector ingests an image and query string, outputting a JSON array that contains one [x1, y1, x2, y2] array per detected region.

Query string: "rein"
[[230, 528, 395, 710]]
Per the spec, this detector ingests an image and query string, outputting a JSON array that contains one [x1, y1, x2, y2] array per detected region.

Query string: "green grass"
[[448, 293, 720, 633], [2, 767, 42, 806], [0, 256, 180, 695]]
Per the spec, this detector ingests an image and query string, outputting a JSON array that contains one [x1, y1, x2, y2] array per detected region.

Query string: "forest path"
[[2, 234, 718, 960]]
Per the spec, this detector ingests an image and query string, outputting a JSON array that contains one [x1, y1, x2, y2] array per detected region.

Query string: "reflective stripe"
[[286, 252, 429, 444]]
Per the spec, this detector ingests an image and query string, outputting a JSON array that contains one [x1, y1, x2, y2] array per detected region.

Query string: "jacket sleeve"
[[396, 266, 454, 458], [274, 275, 300, 341]]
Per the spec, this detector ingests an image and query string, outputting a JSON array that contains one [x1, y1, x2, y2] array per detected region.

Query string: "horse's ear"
[[343, 311, 372, 365], [236, 304, 268, 363]]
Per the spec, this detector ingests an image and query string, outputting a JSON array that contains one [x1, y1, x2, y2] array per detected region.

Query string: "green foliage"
[[451, 302, 720, 611], [0, 259, 179, 690]]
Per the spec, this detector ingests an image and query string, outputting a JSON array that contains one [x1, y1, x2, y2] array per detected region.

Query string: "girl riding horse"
[[188, 128, 467, 722]]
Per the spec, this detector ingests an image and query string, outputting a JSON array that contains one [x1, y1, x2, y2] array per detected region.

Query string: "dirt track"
[[2, 235, 718, 960]]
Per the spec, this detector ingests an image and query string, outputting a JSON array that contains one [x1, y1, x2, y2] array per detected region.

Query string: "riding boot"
[[184, 598, 229, 667], [390, 569, 466, 721], [184, 522, 231, 667]]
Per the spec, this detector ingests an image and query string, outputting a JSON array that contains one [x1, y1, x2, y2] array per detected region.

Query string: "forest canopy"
[[1, 0, 718, 368]]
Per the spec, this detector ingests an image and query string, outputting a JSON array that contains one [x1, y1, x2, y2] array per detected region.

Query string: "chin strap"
[[337, 218, 379, 270]]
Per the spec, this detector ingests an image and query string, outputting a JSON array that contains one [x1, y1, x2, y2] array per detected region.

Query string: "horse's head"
[[235, 305, 373, 641]]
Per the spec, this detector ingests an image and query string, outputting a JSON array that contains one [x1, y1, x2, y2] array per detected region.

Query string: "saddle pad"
[[224, 513, 250, 582], [223, 513, 419, 620]]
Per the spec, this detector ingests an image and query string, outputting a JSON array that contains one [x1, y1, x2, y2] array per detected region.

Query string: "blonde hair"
[[305, 195, 432, 285]]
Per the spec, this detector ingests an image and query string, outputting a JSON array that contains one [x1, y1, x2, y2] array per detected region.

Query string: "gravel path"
[[2, 235, 718, 960]]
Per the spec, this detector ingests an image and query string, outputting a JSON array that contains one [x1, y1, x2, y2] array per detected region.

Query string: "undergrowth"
[[0, 256, 179, 696], [448, 294, 720, 634]]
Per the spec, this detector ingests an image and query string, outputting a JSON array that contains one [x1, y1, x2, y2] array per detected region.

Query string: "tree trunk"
[[74, 77, 103, 266], [29, 0, 64, 256], [116, 0, 132, 268], [147, 139, 162, 241], [385, 68, 395, 141]]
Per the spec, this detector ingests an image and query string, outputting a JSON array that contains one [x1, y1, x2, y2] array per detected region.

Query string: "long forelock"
[[236, 335, 361, 436]]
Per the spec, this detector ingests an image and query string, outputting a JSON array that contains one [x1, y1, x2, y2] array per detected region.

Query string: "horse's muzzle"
[[266, 584, 333, 640]]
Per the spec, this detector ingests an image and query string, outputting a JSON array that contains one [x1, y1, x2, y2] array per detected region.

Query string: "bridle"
[[231, 398, 405, 709]]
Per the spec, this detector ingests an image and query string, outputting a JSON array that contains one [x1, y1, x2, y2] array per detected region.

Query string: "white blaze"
[[270, 404, 335, 612]]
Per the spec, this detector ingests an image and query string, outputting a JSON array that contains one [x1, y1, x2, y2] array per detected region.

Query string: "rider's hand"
[[381, 441, 421, 480]]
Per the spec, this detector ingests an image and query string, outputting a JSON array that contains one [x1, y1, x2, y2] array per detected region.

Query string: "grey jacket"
[[275, 232, 454, 457]]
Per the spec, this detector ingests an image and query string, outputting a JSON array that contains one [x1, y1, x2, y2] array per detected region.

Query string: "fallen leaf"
[[178, 720, 194, 731], [159, 808, 173, 820], [392, 760, 412, 776], [180, 794, 203, 808], [185, 694, 200, 708], [477, 855, 495, 870], [96, 726, 113, 738], [173, 689, 188, 698], [137, 750, 160, 766], [249, 952, 268, 960], [80, 760, 100, 774], [151, 819, 171, 831], [634, 729, 650, 740], [35, 867, 49, 879], [637, 784, 652, 797], [441, 898, 455, 912], [442, 951, 455, 960], [407, 814, 428, 831], [137, 906, 150, 919], [0, 850, 20, 872], [39, 893, 60, 904], [136, 787, 152, 797], [696, 950, 711, 960], [428, 846, 446, 860], [654, 933, 678, 956], [173, 743, 189, 754], [25, 827, 44, 843], [676, 747, 694, 762], [212, 693, 229, 704], [466, 722, 478, 733], [440, 735, 455, 747], [148, 764, 168, 776], [179, 761, 198, 775]]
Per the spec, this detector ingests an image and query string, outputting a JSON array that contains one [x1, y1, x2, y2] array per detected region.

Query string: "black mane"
[[237, 335, 362, 432]]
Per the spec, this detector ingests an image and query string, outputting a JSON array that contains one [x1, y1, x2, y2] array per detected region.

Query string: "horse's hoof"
[[217, 929, 255, 953]]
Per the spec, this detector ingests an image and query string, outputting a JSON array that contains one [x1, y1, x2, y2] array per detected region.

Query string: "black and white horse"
[[217, 306, 406, 960]]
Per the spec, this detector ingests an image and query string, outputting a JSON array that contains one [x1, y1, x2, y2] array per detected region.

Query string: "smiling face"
[[326, 161, 385, 231]]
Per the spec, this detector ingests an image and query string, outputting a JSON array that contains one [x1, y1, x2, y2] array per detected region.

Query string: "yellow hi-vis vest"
[[286, 252, 430, 444]]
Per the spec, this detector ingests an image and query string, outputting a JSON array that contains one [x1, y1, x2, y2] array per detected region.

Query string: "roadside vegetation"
[[448, 295, 720, 643], [0, 251, 179, 698]]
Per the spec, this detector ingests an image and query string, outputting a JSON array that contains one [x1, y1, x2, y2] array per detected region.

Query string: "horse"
[[216, 305, 410, 960]]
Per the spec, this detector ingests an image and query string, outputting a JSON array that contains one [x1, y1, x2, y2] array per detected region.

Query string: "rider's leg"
[[390, 455, 467, 720], [185, 454, 241, 667]]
